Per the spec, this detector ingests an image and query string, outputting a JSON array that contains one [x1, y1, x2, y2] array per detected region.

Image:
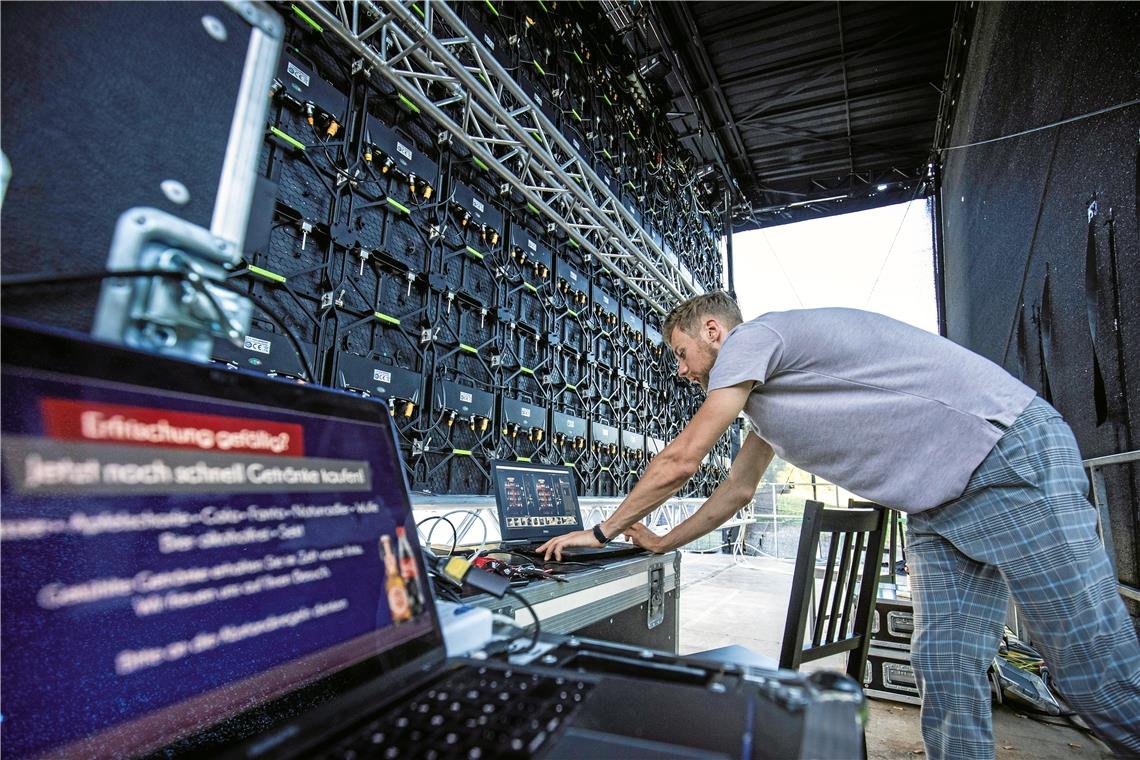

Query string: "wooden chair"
[[780, 499, 889, 679], [688, 500, 889, 683]]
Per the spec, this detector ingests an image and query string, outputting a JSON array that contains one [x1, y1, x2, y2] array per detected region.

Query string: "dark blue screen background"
[[1, 371, 418, 758]]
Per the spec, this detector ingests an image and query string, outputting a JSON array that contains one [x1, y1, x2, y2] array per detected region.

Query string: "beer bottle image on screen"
[[396, 526, 424, 616], [380, 534, 412, 623]]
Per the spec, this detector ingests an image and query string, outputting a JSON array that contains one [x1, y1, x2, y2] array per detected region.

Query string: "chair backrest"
[[867, 500, 906, 584], [779, 499, 889, 680]]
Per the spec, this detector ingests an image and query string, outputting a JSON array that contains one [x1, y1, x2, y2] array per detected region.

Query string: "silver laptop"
[[490, 460, 644, 560]]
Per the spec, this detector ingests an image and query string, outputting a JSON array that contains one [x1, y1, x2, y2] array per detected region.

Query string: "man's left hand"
[[623, 523, 666, 553], [537, 529, 601, 561]]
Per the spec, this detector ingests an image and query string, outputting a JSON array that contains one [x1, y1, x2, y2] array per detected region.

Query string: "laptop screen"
[[491, 460, 582, 542], [0, 322, 443, 758]]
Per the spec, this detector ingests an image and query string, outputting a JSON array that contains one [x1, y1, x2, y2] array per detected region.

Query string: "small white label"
[[483, 34, 494, 50], [472, 198, 485, 213], [521, 408, 532, 418], [373, 369, 392, 384], [460, 391, 473, 403], [569, 271, 578, 282], [602, 295, 610, 305], [532, 93, 542, 107], [527, 240, 537, 252], [396, 142, 413, 161], [567, 420, 576, 429], [572, 138, 580, 151], [287, 61, 310, 87], [244, 336, 271, 355]]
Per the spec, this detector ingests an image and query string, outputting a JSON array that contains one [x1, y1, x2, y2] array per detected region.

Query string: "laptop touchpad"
[[551, 677, 750, 759], [544, 727, 734, 759]]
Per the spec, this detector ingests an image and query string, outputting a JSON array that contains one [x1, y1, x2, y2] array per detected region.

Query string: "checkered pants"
[[906, 397, 1140, 759]]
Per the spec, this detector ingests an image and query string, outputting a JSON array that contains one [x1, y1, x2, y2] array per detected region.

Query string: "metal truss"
[[410, 495, 756, 548], [303, 0, 705, 313]]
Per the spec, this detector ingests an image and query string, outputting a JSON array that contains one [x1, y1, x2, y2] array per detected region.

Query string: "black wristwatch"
[[592, 523, 611, 545]]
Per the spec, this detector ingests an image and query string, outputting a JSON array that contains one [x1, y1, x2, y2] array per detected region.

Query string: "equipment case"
[[468, 551, 681, 653]]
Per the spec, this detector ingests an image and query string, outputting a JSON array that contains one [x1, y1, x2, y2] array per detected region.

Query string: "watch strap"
[[592, 523, 610, 545]]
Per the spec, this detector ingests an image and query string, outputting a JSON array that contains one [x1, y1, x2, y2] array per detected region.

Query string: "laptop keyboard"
[[327, 667, 594, 760]]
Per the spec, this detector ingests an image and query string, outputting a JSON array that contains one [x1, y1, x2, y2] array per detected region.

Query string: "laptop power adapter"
[[436, 601, 494, 656]]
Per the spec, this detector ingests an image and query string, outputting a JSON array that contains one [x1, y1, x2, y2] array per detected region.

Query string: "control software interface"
[[495, 464, 579, 533], [0, 358, 432, 759]]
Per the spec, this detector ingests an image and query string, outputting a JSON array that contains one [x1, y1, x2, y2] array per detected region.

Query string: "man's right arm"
[[624, 432, 772, 552]]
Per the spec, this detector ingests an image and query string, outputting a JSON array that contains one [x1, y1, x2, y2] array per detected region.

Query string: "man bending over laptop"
[[538, 291, 1140, 759]]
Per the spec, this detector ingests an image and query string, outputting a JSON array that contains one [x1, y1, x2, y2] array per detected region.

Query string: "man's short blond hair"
[[662, 291, 743, 346]]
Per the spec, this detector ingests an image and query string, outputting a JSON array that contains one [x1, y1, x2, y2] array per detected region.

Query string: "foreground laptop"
[[490, 460, 645, 560], [1, 321, 761, 759]]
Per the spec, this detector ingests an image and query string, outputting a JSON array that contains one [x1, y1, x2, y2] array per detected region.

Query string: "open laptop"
[[490, 460, 646, 560], [0, 320, 756, 760]]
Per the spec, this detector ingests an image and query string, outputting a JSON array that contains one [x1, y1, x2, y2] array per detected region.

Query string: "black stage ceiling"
[[609, 1, 965, 229]]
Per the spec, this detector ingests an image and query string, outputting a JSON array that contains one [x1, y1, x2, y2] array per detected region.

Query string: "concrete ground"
[[676, 553, 1111, 760]]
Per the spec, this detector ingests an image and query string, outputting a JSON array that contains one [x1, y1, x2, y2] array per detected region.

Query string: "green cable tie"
[[627, 130, 636, 140], [473, 156, 488, 171], [536, 0, 548, 12], [568, 238, 579, 248], [290, 4, 323, 32], [599, 466, 610, 472], [386, 197, 411, 214], [459, 343, 478, 354], [564, 461, 575, 468], [411, 2, 425, 19], [567, 309, 578, 318], [564, 383, 577, 391], [373, 312, 401, 326], [464, 245, 484, 260], [533, 60, 546, 76], [526, 202, 539, 215], [529, 129, 544, 144], [573, 51, 583, 65], [523, 282, 538, 293], [483, 0, 499, 16], [397, 93, 421, 114], [626, 181, 636, 190], [248, 265, 286, 284], [269, 126, 305, 151], [517, 456, 532, 462], [571, 108, 582, 121], [520, 366, 535, 376], [453, 448, 473, 456], [603, 94, 613, 107], [479, 72, 490, 87], [601, 148, 612, 160]]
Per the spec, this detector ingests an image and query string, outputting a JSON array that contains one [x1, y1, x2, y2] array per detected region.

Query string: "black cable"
[[416, 515, 459, 557], [1, 267, 318, 384], [503, 587, 541, 653]]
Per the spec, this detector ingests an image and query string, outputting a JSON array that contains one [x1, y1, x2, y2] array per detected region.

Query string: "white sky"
[[724, 199, 939, 334]]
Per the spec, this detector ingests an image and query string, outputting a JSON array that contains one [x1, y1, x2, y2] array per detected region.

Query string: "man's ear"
[[703, 317, 720, 343]]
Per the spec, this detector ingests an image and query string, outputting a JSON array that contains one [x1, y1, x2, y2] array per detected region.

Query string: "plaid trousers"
[[906, 397, 1140, 759]]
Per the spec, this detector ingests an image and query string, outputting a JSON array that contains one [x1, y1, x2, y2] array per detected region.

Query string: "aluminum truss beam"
[[304, 0, 705, 313]]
